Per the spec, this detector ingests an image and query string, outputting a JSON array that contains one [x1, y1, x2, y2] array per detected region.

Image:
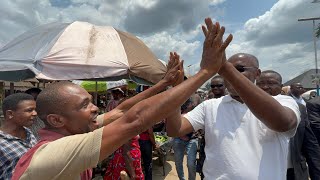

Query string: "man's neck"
[[0, 122, 26, 139], [291, 93, 301, 99], [214, 94, 223, 99], [42, 127, 72, 137]]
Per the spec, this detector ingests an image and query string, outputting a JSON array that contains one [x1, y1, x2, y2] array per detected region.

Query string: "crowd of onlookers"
[[1, 75, 319, 180], [0, 18, 320, 180]]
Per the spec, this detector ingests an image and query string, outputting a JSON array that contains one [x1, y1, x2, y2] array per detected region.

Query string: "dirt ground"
[[93, 153, 201, 180], [152, 153, 201, 180]]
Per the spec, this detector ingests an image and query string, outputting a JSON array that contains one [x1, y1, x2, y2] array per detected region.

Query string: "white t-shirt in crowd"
[[185, 95, 300, 180]]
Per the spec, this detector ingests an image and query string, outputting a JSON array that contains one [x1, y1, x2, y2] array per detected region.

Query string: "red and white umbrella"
[[0, 21, 166, 84]]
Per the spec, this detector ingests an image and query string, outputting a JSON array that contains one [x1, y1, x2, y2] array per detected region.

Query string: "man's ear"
[[6, 110, 14, 119], [46, 114, 65, 128], [256, 69, 262, 77]]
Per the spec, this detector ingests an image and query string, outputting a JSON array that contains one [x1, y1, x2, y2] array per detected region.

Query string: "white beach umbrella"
[[0, 21, 166, 84]]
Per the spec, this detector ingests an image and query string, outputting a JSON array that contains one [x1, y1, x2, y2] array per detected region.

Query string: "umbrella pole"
[[10, 82, 14, 95], [94, 81, 98, 105], [0, 81, 4, 100]]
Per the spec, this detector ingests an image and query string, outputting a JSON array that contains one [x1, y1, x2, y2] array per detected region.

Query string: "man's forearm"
[[166, 109, 183, 137], [125, 70, 210, 133], [100, 80, 170, 126], [219, 62, 297, 132], [116, 80, 169, 113]]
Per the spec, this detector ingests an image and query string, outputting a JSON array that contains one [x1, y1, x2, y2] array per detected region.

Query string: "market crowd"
[[1, 17, 320, 180]]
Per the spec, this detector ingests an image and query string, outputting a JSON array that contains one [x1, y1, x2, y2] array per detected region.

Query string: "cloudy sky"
[[0, 0, 319, 82]]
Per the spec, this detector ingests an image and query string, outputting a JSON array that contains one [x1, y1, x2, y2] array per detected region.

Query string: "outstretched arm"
[[219, 62, 298, 132], [99, 54, 182, 126], [99, 18, 233, 159], [166, 19, 233, 137]]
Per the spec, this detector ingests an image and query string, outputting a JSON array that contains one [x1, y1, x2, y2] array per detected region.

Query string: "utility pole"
[[298, 17, 320, 96]]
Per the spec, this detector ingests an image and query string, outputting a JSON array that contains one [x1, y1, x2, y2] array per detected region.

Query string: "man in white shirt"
[[166, 53, 300, 180]]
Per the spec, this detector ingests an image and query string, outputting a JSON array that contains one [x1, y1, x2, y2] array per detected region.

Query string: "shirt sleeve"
[[96, 114, 104, 128], [275, 95, 301, 138], [21, 127, 103, 180], [184, 101, 206, 131]]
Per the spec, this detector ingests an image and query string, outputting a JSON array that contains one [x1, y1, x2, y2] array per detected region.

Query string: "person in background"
[[309, 91, 316, 100], [104, 97, 144, 180], [172, 97, 199, 180], [210, 76, 226, 99], [0, 93, 38, 179], [206, 91, 215, 100], [25, 88, 45, 140], [105, 88, 125, 112], [256, 70, 320, 180], [289, 83, 306, 106], [282, 86, 290, 95], [139, 128, 157, 180], [306, 95, 320, 144]]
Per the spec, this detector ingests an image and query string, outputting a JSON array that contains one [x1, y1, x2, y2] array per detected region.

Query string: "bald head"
[[261, 70, 282, 83], [228, 53, 259, 68], [224, 53, 261, 99]]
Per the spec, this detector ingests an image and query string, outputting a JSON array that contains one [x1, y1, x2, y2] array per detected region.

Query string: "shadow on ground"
[[152, 154, 176, 180]]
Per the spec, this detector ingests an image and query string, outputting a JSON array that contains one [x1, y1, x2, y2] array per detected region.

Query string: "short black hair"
[[25, 88, 42, 95], [36, 81, 77, 124], [261, 70, 282, 83], [2, 93, 35, 116]]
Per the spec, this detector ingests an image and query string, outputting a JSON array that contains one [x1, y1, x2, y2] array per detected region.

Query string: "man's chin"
[[24, 120, 34, 127], [88, 123, 99, 131]]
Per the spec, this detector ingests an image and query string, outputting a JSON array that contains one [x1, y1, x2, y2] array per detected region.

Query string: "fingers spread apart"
[[202, 17, 233, 51]]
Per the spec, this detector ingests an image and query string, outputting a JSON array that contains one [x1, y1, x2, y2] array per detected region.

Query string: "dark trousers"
[[139, 140, 153, 180], [311, 126, 320, 145], [287, 168, 295, 180]]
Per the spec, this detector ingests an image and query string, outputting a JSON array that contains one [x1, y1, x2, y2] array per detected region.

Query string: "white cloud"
[[123, 0, 210, 35], [0, 0, 316, 84], [209, 0, 226, 6], [226, 0, 320, 82], [141, 31, 201, 63], [242, 0, 320, 46], [0, 0, 206, 71]]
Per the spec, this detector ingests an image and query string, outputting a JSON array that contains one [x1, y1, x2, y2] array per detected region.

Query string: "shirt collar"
[[0, 127, 34, 142], [39, 129, 65, 142], [221, 95, 242, 103]]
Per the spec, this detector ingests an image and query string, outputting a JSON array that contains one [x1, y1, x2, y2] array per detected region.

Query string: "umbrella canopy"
[[0, 21, 166, 84]]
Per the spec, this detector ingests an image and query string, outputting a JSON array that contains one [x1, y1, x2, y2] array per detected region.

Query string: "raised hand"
[[200, 18, 233, 76], [162, 52, 183, 86], [170, 52, 184, 87]]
